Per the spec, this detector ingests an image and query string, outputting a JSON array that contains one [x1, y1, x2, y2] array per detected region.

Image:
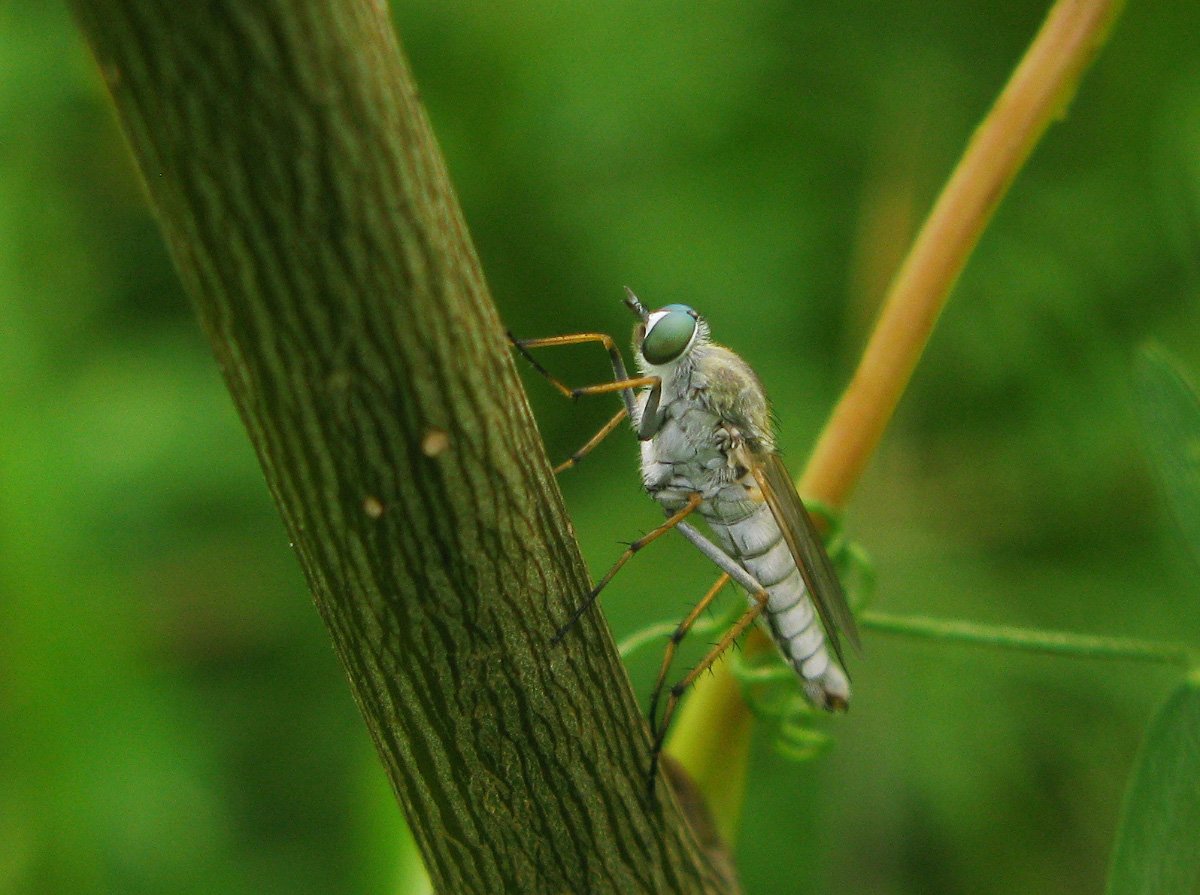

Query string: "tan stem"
[[667, 0, 1126, 839], [803, 0, 1124, 507]]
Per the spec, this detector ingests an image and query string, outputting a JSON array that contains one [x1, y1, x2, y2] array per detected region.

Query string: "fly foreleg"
[[508, 331, 661, 468], [508, 331, 641, 412], [551, 493, 703, 644]]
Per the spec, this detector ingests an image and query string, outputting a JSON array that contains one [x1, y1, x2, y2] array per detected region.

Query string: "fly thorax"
[[639, 394, 741, 508]]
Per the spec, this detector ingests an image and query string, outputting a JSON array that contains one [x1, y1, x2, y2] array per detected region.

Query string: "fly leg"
[[508, 331, 641, 415], [508, 331, 662, 468], [551, 406, 628, 474], [552, 493, 702, 644], [648, 572, 731, 733], [648, 586, 769, 798], [642, 521, 776, 796]]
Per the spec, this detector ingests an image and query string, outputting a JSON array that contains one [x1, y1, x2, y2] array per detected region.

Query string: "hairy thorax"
[[637, 359, 762, 525]]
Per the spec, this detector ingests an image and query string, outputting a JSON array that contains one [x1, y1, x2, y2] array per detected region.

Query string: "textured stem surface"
[[68, 2, 732, 892]]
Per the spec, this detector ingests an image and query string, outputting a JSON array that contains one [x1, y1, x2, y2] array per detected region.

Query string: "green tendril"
[[728, 648, 829, 762], [861, 611, 1197, 668], [617, 601, 744, 659]]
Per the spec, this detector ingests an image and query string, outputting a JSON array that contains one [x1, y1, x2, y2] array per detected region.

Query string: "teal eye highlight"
[[641, 305, 697, 364]]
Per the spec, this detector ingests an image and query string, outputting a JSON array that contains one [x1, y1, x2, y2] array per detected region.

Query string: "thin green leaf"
[[1134, 345, 1200, 568], [1106, 675, 1200, 895]]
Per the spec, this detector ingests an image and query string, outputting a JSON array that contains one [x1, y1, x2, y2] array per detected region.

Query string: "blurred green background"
[[2, 2, 1198, 893]]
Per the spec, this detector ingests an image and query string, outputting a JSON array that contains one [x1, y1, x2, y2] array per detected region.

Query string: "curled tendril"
[[798, 496, 844, 534], [726, 646, 830, 761]]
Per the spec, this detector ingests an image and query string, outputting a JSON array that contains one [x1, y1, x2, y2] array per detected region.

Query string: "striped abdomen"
[[705, 501, 850, 710]]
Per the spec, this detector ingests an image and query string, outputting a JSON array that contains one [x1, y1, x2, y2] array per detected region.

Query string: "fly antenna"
[[623, 286, 649, 320]]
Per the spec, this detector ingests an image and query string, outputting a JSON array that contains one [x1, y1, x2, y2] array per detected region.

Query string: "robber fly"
[[512, 289, 860, 788]]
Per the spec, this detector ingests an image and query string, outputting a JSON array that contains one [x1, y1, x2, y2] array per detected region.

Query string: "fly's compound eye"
[[641, 304, 697, 365]]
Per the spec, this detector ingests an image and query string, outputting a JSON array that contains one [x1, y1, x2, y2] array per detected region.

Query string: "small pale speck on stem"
[[421, 427, 450, 457]]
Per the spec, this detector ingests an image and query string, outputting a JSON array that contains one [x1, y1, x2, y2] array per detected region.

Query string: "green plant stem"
[[618, 609, 737, 659], [861, 611, 1196, 668]]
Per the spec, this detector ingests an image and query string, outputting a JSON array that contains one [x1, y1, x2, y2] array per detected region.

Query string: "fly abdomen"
[[709, 503, 851, 710]]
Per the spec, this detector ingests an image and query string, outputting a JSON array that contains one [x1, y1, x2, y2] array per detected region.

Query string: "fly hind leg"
[[647, 587, 770, 798], [648, 572, 731, 735]]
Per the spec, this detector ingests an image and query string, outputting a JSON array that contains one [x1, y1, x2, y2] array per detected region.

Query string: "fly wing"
[[750, 451, 862, 666]]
